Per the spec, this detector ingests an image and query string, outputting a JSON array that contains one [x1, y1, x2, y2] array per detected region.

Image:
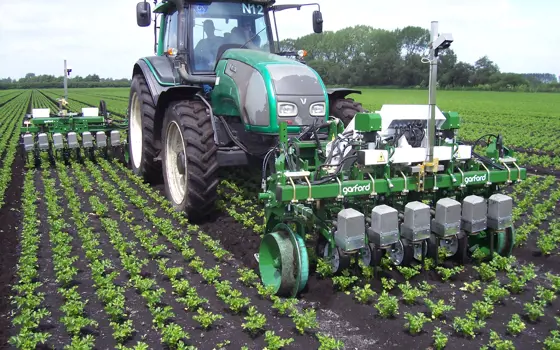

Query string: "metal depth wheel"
[[360, 243, 385, 267], [389, 239, 413, 266], [359, 244, 372, 266], [328, 246, 351, 274], [413, 240, 429, 262], [317, 236, 350, 274], [258, 224, 308, 297], [428, 233, 459, 259]]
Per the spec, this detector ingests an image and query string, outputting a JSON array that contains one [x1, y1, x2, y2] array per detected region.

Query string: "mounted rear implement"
[[19, 61, 128, 166]]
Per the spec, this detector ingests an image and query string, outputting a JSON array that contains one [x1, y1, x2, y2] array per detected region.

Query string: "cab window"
[[191, 2, 271, 72], [163, 11, 178, 54]]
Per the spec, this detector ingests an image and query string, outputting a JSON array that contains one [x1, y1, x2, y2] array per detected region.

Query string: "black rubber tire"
[[161, 99, 219, 221], [329, 98, 366, 126], [369, 243, 386, 266], [127, 74, 161, 183], [99, 100, 108, 118], [453, 234, 469, 264]]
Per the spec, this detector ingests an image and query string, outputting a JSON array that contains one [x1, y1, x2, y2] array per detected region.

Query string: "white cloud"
[[0, 0, 557, 79]]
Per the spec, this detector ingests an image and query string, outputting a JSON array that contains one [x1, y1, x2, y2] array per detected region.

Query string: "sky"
[[0, 0, 558, 80]]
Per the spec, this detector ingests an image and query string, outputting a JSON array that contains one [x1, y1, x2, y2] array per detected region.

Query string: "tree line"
[[0, 73, 131, 90], [280, 25, 559, 93], [1, 25, 558, 92]]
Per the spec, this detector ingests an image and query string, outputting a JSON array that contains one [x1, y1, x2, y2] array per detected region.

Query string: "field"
[[1, 88, 559, 350]]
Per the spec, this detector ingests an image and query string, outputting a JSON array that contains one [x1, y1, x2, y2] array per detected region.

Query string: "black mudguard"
[[133, 56, 179, 106], [132, 56, 203, 149], [326, 88, 362, 101]]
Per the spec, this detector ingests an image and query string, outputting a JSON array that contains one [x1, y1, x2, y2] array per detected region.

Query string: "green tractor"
[[130, 1, 527, 297], [129, 0, 363, 219]]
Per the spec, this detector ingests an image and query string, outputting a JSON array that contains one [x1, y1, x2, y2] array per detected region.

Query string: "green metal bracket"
[[441, 111, 461, 129], [354, 113, 382, 132]]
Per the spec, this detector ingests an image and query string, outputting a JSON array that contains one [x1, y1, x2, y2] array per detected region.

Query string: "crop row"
[[0, 91, 31, 208]]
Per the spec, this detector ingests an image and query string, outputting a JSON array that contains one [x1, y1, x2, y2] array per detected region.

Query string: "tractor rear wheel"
[[128, 74, 160, 183], [329, 98, 366, 127], [161, 99, 219, 221]]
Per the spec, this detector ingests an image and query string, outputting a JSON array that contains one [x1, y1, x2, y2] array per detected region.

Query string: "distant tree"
[[1, 25, 558, 92]]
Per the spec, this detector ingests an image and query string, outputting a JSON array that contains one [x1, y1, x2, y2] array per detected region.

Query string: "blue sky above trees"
[[0, 0, 557, 79]]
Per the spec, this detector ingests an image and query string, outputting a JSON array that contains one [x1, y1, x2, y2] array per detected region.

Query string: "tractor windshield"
[[191, 2, 272, 72]]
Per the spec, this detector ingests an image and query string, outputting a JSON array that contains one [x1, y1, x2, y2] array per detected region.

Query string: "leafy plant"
[[507, 314, 526, 335], [316, 333, 344, 350], [396, 265, 421, 280], [424, 298, 454, 319], [332, 272, 358, 292], [435, 266, 463, 281], [398, 281, 427, 305], [237, 267, 259, 287], [483, 280, 510, 303], [544, 330, 560, 349], [193, 308, 223, 329], [481, 330, 515, 350], [242, 306, 267, 336], [271, 297, 298, 315], [290, 308, 318, 335], [316, 258, 333, 278], [403, 312, 431, 335], [375, 291, 399, 318], [524, 298, 546, 322], [432, 327, 448, 350], [263, 330, 294, 350], [536, 285, 557, 304], [489, 254, 516, 272], [352, 284, 377, 304], [473, 262, 496, 281], [460, 280, 482, 294], [452, 313, 486, 339], [471, 300, 494, 319], [161, 322, 190, 347], [381, 277, 396, 291]]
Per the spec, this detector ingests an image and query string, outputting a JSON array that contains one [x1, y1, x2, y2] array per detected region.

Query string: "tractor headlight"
[[278, 102, 298, 117], [309, 102, 326, 116]]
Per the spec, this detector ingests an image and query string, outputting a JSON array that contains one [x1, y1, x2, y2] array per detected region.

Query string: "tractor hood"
[[212, 49, 329, 134]]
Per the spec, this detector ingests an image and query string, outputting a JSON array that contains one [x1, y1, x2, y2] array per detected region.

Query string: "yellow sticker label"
[[378, 152, 385, 163]]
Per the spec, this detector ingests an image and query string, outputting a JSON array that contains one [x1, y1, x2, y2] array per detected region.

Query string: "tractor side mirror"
[[136, 1, 152, 27], [312, 10, 323, 33]]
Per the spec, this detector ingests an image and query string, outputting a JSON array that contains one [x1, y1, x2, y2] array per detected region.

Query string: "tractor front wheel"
[[128, 74, 160, 183], [161, 99, 219, 221], [329, 98, 366, 127]]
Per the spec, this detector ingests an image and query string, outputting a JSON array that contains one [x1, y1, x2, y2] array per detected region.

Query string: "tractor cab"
[[136, 0, 323, 79], [156, 1, 274, 73]]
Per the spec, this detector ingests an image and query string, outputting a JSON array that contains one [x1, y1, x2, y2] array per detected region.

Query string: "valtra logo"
[[343, 183, 371, 195], [464, 174, 487, 184]]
